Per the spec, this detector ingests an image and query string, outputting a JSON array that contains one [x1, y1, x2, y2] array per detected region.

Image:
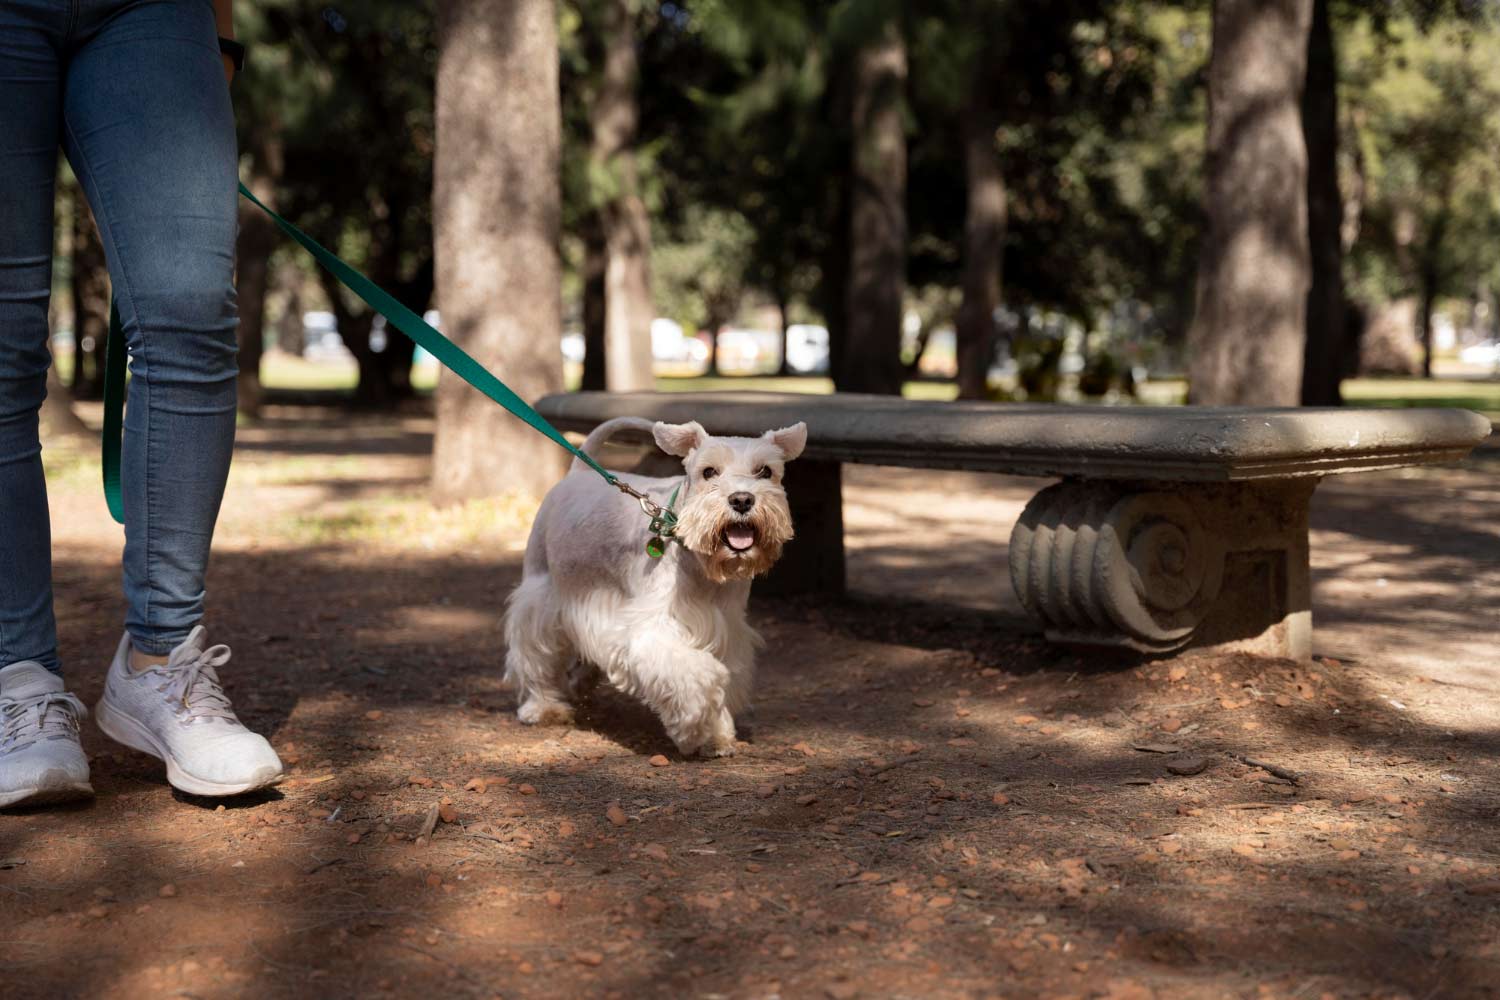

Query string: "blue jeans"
[[0, 0, 239, 673]]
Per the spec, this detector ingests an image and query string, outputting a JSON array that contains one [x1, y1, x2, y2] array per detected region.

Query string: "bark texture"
[[589, 0, 655, 391], [837, 23, 907, 396], [955, 113, 1006, 401], [1300, 0, 1345, 406], [432, 0, 567, 504], [1187, 0, 1314, 406]]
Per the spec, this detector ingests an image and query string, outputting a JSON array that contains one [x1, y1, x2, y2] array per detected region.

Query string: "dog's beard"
[[674, 491, 794, 583]]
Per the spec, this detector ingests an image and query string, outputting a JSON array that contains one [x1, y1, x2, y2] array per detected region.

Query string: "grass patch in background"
[[256, 351, 1499, 419], [277, 492, 538, 550]]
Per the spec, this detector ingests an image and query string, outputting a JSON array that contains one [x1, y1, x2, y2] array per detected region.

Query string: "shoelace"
[[1, 691, 86, 750], [150, 643, 238, 722]]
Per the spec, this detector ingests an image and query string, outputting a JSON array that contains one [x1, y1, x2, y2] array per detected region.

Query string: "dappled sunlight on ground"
[[11, 408, 1498, 999]]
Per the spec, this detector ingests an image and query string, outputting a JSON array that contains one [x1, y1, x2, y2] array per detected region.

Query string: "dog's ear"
[[653, 420, 707, 457], [764, 422, 807, 462]]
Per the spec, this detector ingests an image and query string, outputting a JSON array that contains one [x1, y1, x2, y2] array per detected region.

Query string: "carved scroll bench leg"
[[1009, 479, 1316, 660]]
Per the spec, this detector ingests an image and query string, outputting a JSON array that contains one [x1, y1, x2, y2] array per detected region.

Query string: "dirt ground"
[[6, 405, 1498, 1000]]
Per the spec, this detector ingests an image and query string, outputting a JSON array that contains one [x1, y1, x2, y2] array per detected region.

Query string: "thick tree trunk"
[[955, 113, 1006, 401], [1299, 0, 1344, 406], [235, 161, 280, 420], [837, 22, 907, 396], [70, 199, 109, 400], [1187, 0, 1313, 406], [581, 212, 607, 391], [590, 0, 654, 392], [432, 0, 566, 504]]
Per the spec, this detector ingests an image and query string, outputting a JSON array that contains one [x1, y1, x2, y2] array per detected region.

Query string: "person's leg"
[[0, 3, 94, 808], [0, 1, 63, 676], [63, 0, 240, 657], [71, 0, 282, 797]]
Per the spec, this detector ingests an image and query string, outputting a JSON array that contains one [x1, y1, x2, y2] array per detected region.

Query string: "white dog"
[[504, 416, 807, 756]]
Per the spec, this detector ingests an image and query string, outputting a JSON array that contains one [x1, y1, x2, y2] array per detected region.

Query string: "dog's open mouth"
[[723, 523, 757, 553]]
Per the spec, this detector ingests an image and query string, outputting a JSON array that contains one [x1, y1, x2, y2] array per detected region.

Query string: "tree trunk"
[[590, 0, 654, 392], [432, 0, 566, 504], [70, 198, 110, 400], [702, 328, 720, 377], [955, 113, 1006, 401], [1416, 212, 1448, 380], [1186, 0, 1313, 406], [236, 161, 280, 420], [41, 370, 88, 439], [1299, 0, 1344, 406], [904, 315, 934, 379], [1419, 270, 1437, 380], [775, 292, 791, 376], [581, 212, 607, 391], [837, 22, 907, 396], [319, 266, 423, 409]]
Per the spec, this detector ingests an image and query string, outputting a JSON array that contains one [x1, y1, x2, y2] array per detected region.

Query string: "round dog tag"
[[645, 536, 666, 559]]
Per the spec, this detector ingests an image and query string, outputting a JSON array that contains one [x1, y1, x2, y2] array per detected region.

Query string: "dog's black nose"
[[728, 492, 755, 514]]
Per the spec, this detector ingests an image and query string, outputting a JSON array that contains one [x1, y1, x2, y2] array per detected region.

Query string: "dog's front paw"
[[517, 696, 575, 727], [700, 706, 738, 758]]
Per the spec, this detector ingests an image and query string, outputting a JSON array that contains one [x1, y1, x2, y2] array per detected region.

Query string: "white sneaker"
[[95, 628, 284, 797], [0, 661, 93, 808]]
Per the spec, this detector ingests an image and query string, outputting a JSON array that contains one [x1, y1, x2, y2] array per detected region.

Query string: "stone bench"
[[536, 391, 1493, 661]]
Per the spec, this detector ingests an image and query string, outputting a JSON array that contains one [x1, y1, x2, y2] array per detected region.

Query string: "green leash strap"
[[101, 300, 128, 524], [101, 183, 621, 525]]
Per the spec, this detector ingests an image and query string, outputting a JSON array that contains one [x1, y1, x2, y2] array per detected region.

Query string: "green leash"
[[101, 183, 679, 554]]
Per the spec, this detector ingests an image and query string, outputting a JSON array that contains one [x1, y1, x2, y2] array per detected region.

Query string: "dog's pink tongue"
[[726, 525, 756, 551]]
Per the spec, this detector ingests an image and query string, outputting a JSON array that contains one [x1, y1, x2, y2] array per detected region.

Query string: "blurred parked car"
[[1459, 341, 1499, 366], [785, 324, 830, 374], [560, 331, 586, 364], [559, 319, 711, 373], [301, 311, 352, 362], [652, 318, 710, 368], [715, 328, 781, 375]]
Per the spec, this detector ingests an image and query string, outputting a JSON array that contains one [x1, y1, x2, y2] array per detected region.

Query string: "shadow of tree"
[[4, 538, 1496, 999]]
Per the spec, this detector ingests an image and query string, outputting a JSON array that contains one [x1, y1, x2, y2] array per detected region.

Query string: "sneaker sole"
[[0, 772, 94, 809], [94, 698, 283, 798]]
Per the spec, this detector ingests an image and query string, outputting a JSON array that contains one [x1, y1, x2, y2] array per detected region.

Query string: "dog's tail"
[[573, 416, 657, 473]]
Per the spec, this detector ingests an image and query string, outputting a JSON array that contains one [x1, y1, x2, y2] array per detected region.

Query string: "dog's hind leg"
[[503, 576, 577, 726]]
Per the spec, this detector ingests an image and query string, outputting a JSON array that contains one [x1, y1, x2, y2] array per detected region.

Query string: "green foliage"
[[238, 1, 437, 305], [222, 0, 1500, 399], [652, 205, 756, 332], [1342, 14, 1500, 306]]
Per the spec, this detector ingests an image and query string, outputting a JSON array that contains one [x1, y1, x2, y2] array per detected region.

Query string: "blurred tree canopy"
[[55, 0, 1498, 409]]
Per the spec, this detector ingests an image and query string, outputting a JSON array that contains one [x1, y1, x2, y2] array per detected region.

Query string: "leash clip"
[[613, 479, 663, 518], [613, 478, 680, 557]]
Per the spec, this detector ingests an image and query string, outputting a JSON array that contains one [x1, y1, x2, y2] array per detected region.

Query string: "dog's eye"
[[756, 466, 772, 479], [702, 467, 718, 480]]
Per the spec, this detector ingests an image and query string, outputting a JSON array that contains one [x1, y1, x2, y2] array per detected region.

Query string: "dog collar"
[[644, 483, 682, 559]]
